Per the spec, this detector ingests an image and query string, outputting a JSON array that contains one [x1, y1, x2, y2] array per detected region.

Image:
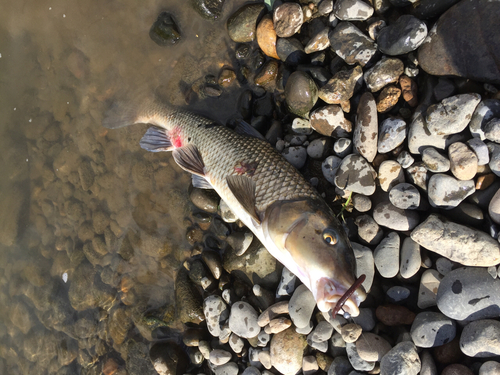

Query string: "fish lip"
[[315, 277, 364, 317]]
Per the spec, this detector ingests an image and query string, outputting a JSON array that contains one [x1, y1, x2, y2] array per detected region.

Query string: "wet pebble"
[[305, 27, 330, 54], [226, 231, 253, 256], [400, 237, 421, 279], [333, 0, 374, 21], [427, 174, 475, 208], [289, 284, 316, 329], [149, 12, 181, 46], [228, 301, 260, 338], [149, 341, 188, 375], [364, 58, 404, 92], [377, 15, 427, 56], [418, 269, 443, 309], [354, 92, 378, 163], [378, 117, 407, 153], [410, 312, 456, 348], [329, 22, 377, 66], [356, 333, 392, 362], [334, 154, 377, 195], [227, 4, 265, 43], [460, 319, 500, 357], [389, 183, 420, 210], [373, 202, 420, 231], [273, 3, 303, 38], [374, 232, 400, 278], [380, 341, 420, 375], [448, 142, 478, 181], [285, 71, 318, 118], [190, 187, 219, 213], [256, 15, 279, 59], [411, 214, 500, 267], [310, 105, 352, 138], [276, 37, 307, 66]]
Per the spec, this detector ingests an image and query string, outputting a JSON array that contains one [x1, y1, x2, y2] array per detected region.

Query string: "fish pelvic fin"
[[140, 127, 173, 152], [192, 175, 213, 189], [226, 175, 261, 225], [172, 144, 206, 177]]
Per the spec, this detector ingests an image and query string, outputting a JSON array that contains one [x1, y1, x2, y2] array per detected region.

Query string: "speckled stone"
[[374, 232, 400, 278], [352, 194, 372, 212], [448, 142, 478, 181], [334, 0, 374, 21], [378, 160, 405, 192], [469, 99, 500, 140], [270, 327, 307, 375], [406, 162, 428, 191], [373, 202, 420, 231], [354, 92, 378, 162], [334, 154, 377, 195], [460, 319, 500, 357], [380, 341, 421, 375], [228, 301, 261, 339], [334, 138, 353, 158], [377, 15, 427, 56], [364, 58, 404, 92], [389, 183, 420, 210], [204, 295, 229, 337], [400, 237, 421, 279], [273, 2, 303, 38], [355, 214, 383, 245], [376, 85, 401, 113], [352, 242, 375, 292], [289, 284, 316, 329], [427, 174, 475, 208], [410, 312, 456, 348], [397, 150, 414, 169], [282, 146, 307, 169], [291, 118, 313, 135], [329, 22, 377, 66], [322, 155, 342, 185], [411, 214, 500, 267], [305, 26, 330, 54], [310, 105, 353, 138], [318, 65, 363, 109], [378, 117, 407, 153], [422, 147, 450, 173], [407, 112, 452, 154]]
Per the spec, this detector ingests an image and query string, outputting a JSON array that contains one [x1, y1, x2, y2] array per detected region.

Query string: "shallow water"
[[0, 0, 250, 373]]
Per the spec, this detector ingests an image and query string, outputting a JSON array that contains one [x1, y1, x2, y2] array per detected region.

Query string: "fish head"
[[263, 199, 366, 317]]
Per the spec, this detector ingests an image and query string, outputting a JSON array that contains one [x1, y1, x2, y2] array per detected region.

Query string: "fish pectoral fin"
[[191, 174, 213, 189], [226, 175, 261, 225], [140, 127, 173, 152], [233, 119, 267, 141], [172, 144, 206, 176]]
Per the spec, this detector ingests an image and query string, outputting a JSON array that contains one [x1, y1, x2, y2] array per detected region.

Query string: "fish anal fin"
[[172, 144, 205, 176], [226, 175, 261, 224], [140, 127, 173, 152], [192, 174, 213, 189]]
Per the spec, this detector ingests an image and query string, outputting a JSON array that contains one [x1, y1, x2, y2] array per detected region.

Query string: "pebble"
[[352, 242, 375, 292], [407, 112, 452, 155], [307, 138, 332, 159], [419, 350, 437, 375], [149, 12, 181, 46], [242, 367, 261, 375], [389, 183, 420, 210], [340, 323, 362, 343], [418, 269, 443, 309], [322, 156, 343, 185], [399, 75, 419, 107], [334, 138, 353, 158], [352, 308, 376, 332], [480, 361, 500, 375], [433, 78, 456, 102], [333, 0, 374, 21], [374, 232, 400, 278], [373, 202, 420, 231], [387, 286, 411, 302], [270, 327, 307, 375], [377, 14, 427, 55], [427, 174, 475, 208], [460, 319, 500, 357], [436, 267, 500, 321], [227, 4, 265, 43], [467, 137, 490, 165], [289, 284, 316, 329], [422, 147, 450, 172], [354, 92, 378, 163], [378, 160, 405, 192], [378, 117, 407, 153], [305, 27, 330, 54], [489, 142, 500, 177], [376, 304, 415, 326], [276, 37, 308, 66], [226, 231, 253, 256], [469, 99, 500, 140], [397, 150, 414, 169], [448, 142, 478, 181], [310, 105, 353, 138], [258, 301, 289, 327], [258, 330, 270, 347], [265, 317, 292, 334], [273, 3, 303, 38], [376, 85, 401, 113], [489, 188, 500, 225], [285, 71, 318, 118], [254, 60, 279, 87], [309, 321, 334, 343], [276, 267, 297, 297], [329, 22, 377, 66], [352, 194, 371, 212], [214, 362, 239, 375], [410, 312, 456, 348], [228, 301, 260, 339], [303, 356, 319, 375], [380, 341, 421, 375], [256, 15, 279, 59], [209, 349, 232, 365], [296, 320, 314, 335], [364, 58, 404, 92], [190, 188, 219, 213], [411, 214, 500, 267], [291, 118, 313, 135], [354, 215, 383, 245], [334, 154, 377, 195], [328, 356, 353, 375], [484, 118, 500, 143], [426, 94, 482, 136], [346, 342, 375, 371], [400, 237, 421, 279], [282, 146, 307, 169], [318, 65, 363, 109], [258, 350, 272, 369], [356, 333, 392, 362], [229, 333, 245, 354]]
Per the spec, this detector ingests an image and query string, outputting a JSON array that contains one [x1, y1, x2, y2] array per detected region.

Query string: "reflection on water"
[[0, 0, 249, 373]]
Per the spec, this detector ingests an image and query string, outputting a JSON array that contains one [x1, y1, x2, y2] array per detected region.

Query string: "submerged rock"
[[149, 12, 181, 46]]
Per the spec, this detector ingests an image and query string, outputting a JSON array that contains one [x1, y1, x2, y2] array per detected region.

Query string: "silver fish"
[[103, 96, 366, 317]]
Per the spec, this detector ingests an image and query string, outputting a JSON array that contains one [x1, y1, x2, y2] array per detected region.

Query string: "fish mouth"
[[315, 276, 365, 317]]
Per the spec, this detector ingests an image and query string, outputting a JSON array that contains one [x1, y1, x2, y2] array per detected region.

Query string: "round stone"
[[418, 269, 443, 309], [373, 202, 420, 231], [334, 154, 377, 195], [356, 333, 392, 362], [422, 147, 450, 172], [378, 117, 407, 153], [209, 349, 232, 365], [285, 71, 318, 118], [282, 146, 307, 169], [479, 361, 500, 375], [305, 27, 330, 54], [352, 194, 371, 212], [378, 160, 405, 192], [227, 4, 266, 43], [489, 187, 500, 224], [203, 295, 228, 337], [319, 65, 363, 106], [352, 242, 375, 292], [460, 320, 500, 357], [334, 138, 353, 158], [467, 137, 490, 165], [448, 142, 478, 181], [354, 92, 378, 163], [322, 155, 342, 185], [410, 312, 456, 348], [346, 342, 375, 371], [276, 37, 308, 66], [289, 284, 316, 329], [270, 327, 307, 375], [228, 301, 261, 338], [389, 183, 420, 210], [427, 174, 475, 208], [364, 58, 404, 92], [374, 232, 400, 278], [307, 138, 332, 159], [256, 15, 279, 59], [387, 286, 411, 302], [400, 237, 421, 279], [470, 99, 500, 140], [273, 3, 303, 38]]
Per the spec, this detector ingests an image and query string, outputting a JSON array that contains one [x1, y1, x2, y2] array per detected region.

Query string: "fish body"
[[104, 97, 366, 316]]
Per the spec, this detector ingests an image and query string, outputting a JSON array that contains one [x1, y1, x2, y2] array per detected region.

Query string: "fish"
[[103, 95, 367, 317]]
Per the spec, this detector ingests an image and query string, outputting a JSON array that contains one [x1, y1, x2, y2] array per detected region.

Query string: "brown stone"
[[441, 364, 474, 375], [270, 327, 307, 375], [476, 173, 496, 190], [376, 85, 401, 113], [399, 75, 418, 107], [432, 336, 462, 365], [319, 65, 363, 107], [218, 68, 236, 87], [375, 305, 415, 326], [257, 15, 279, 59], [254, 60, 279, 88]]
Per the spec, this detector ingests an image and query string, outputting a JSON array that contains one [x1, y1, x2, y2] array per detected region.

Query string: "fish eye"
[[323, 229, 338, 245]]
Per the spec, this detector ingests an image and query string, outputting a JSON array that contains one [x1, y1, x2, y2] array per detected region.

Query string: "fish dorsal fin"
[[226, 175, 261, 224], [192, 174, 213, 189], [234, 119, 266, 141], [172, 144, 205, 176], [140, 127, 173, 152]]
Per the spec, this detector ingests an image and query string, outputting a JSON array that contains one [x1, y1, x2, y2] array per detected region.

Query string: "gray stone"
[[427, 174, 475, 208], [411, 214, 500, 267], [227, 4, 266, 43], [334, 154, 377, 195], [448, 142, 478, 181], [282, 146, 307, 169], [354, 214, 383, 245], [276, 37, 308, 66], [469, 99, 500, 140], [373, 202, 420, 231], [374, 232, 400, 278], [352, 242, 375, 293], [310, 105, 353, 138], [418, 269, 443, 309], [204, 295, 229, 337], [433, 77, 456, 102], [460, 320, 500, 357], [334, 138, 353, 158], [355, 333, 392, 362], [378, 160, 405, 192], [397, 150, 414, 169], [484, 118, 500, 143], [289, 284, 316, 329], [489, 187, 500, 225], [422, 147, 450, 173], [400, 237, 421, 279], [380, 341, 420, 375], [420, 350, 437, 375], [292, 118, 313, 135], [242, 367, 262, 375], [351, 308, 376, 332], [467, 137, 490, 165], [353, 92, 378, 162], [387, 286, 410, 302], [437, 267, 500, 321], [346, 342, 375, 372], [215, 362, 239, 375], [377, 15, 427, 55], [407, 112, 450, 154], [276, 267, 297, 297], [273, 3, 303, 38], [329, 22, 377, 66], [285, 71, 318, 118], [479, 361, 500, 375], [328, 356, 353, 375], [389, 183, 420, 210], [489, 142, 500, 177], [209, 349, 232, 365], [334, 0, 374, 21], [426, 94, 481, 136], [352, 194, 371, 212], [410, 312, 456, 348], [378, 117, 407, 153], [307, 138, 332, 159], [229, 333, 245, 353], [322, 155, 342, 185], [228, 301, 261, 338], [309, 321, 334, 343], [364, 58, 404, 92]]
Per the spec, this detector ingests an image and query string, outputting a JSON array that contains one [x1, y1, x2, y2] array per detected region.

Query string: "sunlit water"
[[0, 0, 250, 373]]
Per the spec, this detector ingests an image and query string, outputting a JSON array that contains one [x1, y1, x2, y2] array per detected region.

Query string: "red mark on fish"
[[234, 160, 258, 176], [170, 127, 183, 148]]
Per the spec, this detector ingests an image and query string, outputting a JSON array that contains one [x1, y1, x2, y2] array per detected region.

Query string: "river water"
[[0, 0, 250, 373]]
